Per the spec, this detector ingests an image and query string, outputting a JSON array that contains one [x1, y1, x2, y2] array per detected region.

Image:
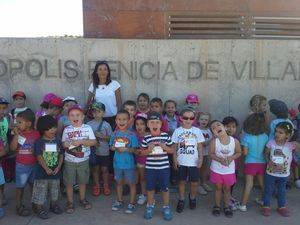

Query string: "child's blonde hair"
[[249, 95, 267, 113]]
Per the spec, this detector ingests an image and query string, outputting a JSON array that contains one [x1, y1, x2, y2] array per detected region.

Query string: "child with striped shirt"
[[139, 112, 174, 221]]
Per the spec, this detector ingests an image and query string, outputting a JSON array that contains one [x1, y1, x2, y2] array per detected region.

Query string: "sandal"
[[16, 205, 31, 217], [224, 207, 233, 218], [103, 184, 111, 196], [212, 206, 221, 217], [36, 208, 49, 220], [50, 204, 63, 215], [92, 185, 100, 196], [66, 202, 75, 214], [79, 199, 92, 210]]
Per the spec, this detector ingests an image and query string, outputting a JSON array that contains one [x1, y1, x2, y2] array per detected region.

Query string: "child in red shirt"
[[10, 109, 40, 217]]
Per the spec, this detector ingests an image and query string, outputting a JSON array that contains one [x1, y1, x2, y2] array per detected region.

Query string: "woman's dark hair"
[[36, 115, 58, 135], [276, 121, 294, 136], [222, 116, 239, 127], [92, 61, 111, 89], [16, 109, 35, 128], [133, 116, 149, 132], [137, 93, 150, 102], [243, 113, 267, 135]]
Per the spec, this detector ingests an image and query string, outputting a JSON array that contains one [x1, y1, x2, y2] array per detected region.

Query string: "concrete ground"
[[1, 181, 300, 225]]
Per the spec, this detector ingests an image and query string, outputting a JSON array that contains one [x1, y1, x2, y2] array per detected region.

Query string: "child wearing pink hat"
[[185, 94, 201, 127]]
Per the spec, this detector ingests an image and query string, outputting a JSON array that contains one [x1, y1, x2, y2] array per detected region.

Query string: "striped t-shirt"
[[141, 132, 173, 170]]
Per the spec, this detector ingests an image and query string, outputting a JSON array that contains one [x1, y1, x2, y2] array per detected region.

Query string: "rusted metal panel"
[[83, 0, 300, 38]]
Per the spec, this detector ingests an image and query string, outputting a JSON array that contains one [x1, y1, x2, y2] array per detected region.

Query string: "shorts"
[[0, 167, 5, 185], [146, 168, 170, 192], [178, 166, 199, 182], [244, 163, 266, 176], [210, 170, 236, 186], [63, 160, 90, 185], [15, 163, 36, 188], [32, 179, 60, 205], [114, 168, 136, 184], [90, 154, 110, 167]]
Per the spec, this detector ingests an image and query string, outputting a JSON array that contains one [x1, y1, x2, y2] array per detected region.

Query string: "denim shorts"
[[146, 168, 170, 192], [114, 168, 136, 184], [15, 163, 36, 188], [0, 167, 5, 185]]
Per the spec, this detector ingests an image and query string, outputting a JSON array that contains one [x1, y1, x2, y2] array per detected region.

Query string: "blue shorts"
[[146, 168, 170, 192], [0, 167, 5, 185], [114, 168, 136, 184], [15, 163, 36, 188]]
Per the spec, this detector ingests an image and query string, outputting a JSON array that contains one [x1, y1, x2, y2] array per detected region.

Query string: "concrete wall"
[[0, 38, 299, 123]]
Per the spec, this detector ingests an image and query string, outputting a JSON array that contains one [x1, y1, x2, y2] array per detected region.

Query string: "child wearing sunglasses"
[[172, 108, 205, 213]]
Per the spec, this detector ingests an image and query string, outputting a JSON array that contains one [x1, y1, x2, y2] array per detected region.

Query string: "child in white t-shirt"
[[209, 120, 241, 218], [172, 108, 204, 213], [261, 122, 300, 217], [62, 105, 97, 214]]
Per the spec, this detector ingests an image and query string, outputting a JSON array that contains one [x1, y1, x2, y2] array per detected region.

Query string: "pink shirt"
[[136, 134, 147, 165]]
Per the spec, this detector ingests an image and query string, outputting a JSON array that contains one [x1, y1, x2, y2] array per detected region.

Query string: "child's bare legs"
[[257, 175, 264, 201], [214, 184, 223, 207], [92, 165, 100, 186], [162, 190, 170, 206], [129, 183, 136, 204], [101, 166, 109, 186], [138, 167, 146, 195], [178, 181, 186, 200], [241, 175, 254, 205], [223, 185, 231, 207], [66, 184, 74, 203], [147, 190, 155, 205], [116, 180, 123, 202], [200, 158, 209, 185], [79, 184, 87, 201], [190, 182, 198, 199], [16, 188, 24, 208]]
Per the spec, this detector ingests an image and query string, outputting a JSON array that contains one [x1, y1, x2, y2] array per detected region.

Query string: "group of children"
[[0, 91, 299, 221]]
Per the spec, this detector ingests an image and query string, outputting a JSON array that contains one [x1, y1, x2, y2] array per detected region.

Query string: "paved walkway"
[[1, 182, 300, 225]]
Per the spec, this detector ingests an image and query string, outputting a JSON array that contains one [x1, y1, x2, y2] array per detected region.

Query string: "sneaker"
[[112, 201, 123, 211], [189, 195, 196, 210], [261, 207, 271, 217], [224, 207, 233, 218], [144, 204, 154, 220], [137, 194, 147, 205], [202, 183, 213, 192], [176, 200, 185, 213], [125, 204, 136, 214], [255, 198, 263, 206], [238, 204, 247, 212], [277, 207, 290, 217], [229, 198, 238, 211], [162, 206, 173, 221], [198, 185, 208, 195]]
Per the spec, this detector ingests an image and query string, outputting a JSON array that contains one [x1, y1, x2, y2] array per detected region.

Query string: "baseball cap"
[[43, 93, 57, 103], [148, 112, 161, 121], [0, 97, 9, 105], [63, 96, 77, 103], [91, 102, 105, 111], [12, 91, 26, 99], [186, 94, 199, 104], [68, 104, 84, 114], [49, 97, 63, 108]]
